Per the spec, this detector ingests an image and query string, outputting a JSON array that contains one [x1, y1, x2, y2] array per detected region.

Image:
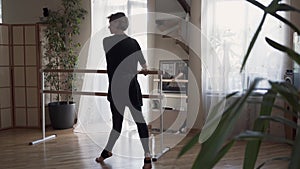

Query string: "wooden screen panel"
[[12, 26, 23, 44], [0, 25, 9, 44], [26, 67, 38, 86], [25, 46, 37, 66], [0, 109, 12, 129], [13, 67, 25, 86], [25, 26, 36, 44], [13, 46, 24, 66], [0, 46, 9, 66], [27, 108, 39, 127], [12, 24, 40, 128], [0, 24, 13, 130], [15, 108, 26, 126]]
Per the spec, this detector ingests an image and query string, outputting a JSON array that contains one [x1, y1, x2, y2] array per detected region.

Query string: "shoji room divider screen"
[[0, 24, 12, 129], [0, 24, 41, 130]]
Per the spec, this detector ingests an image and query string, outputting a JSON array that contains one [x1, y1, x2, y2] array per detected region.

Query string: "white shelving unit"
[[150, 75, 188, 128]]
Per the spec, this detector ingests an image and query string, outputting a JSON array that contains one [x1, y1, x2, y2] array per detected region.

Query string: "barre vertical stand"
[[152, 71, 170, 161], [29, 71, 56, 145]]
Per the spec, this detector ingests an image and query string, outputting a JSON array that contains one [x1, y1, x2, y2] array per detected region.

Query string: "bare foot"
[[142, 157, 152, 169]]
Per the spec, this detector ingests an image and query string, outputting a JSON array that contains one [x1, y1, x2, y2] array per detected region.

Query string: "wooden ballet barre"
[[43, 90, 162, 99], [43, 90, 107, 96], [42, 69, 163, 98], [42, 69, 161, 75], [42, 69, 107, 73]]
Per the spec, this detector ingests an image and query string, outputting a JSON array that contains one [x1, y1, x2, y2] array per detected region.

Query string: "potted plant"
[[178, 0, 300, 169], [43, 0, 87, 129]]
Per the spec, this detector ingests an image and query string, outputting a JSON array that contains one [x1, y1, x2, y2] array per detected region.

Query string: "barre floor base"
[[29, 134, 57, 145]]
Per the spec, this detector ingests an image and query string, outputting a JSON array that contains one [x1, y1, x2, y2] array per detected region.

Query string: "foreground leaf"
[[289, 126, 300, 169], [277, 3, 300, 12], [190, 79, 261, 169], [258, 115, 299, 129], [270, 82, 300, 112], [240, 12, 267, 72], [257, 157, 290, 169], [177, 132, 200, 158], [243, 88, 277, 169], [235, 130, 294, 145], [246, 0, 300, 34], [266, 38, 300, 67], [199, 92, 239, 143]]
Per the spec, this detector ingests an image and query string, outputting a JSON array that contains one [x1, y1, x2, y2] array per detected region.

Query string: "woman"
[[95, 12, 152, 169]]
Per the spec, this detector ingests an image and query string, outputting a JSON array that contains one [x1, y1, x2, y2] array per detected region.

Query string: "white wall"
[[2, 0, 91, 50], [187, 0, 202, 129], [2, 0, 61, 24]]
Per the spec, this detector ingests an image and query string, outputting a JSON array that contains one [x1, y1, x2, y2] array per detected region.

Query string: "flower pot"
[[48, 101, 76, 129]]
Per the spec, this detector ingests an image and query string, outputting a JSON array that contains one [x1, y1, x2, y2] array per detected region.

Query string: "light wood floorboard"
[[0, 128, 291, 169]]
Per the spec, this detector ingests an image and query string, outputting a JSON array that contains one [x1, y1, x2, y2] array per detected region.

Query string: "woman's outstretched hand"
[[140, 64, 148, 76], [140, 68, 148, 76]]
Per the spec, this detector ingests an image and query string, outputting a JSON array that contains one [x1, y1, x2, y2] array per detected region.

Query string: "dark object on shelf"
[[43, 8, 49, 17], [159, 60, 188, 93], [163, 106, 173, 110]]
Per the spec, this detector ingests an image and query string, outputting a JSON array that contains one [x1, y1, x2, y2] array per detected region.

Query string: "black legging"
[[104, 101, 150, 154]]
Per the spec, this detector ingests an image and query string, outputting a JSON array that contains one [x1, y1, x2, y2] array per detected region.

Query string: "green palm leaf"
[[177, 132, 200, 158], [240, 12, 267, 72], [190, 79, 261, 169], [266, 38, 300, 67], [243, 88, 277, 169], [257, 157, 290, 169], [277, 3, 300, 12], [258, 115, 299, 129], [289, 129, 300, 169], [235, 130, 294, 145]]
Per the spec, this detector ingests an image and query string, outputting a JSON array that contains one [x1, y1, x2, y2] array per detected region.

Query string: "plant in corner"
[[43, 0, 87, 129], [178, 0, 300, 169]]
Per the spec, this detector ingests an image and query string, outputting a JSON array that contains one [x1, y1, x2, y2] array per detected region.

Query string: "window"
[[201, 0, 289, 115], [201, 0, 288, 94]]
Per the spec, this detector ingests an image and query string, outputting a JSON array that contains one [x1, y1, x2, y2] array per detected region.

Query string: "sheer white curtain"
[[74, 0, 148, 133], [199, 0, 289, 142], [201, 0, 289, 113]]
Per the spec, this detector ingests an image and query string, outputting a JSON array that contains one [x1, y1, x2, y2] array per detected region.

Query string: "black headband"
[[107, 12, 126, 22]]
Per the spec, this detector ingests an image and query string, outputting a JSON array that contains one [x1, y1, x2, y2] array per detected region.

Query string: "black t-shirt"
[[103, 34, 146, 106]]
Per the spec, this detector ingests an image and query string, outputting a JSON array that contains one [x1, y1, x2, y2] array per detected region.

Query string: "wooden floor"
[[0, 128, 291, 169]]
